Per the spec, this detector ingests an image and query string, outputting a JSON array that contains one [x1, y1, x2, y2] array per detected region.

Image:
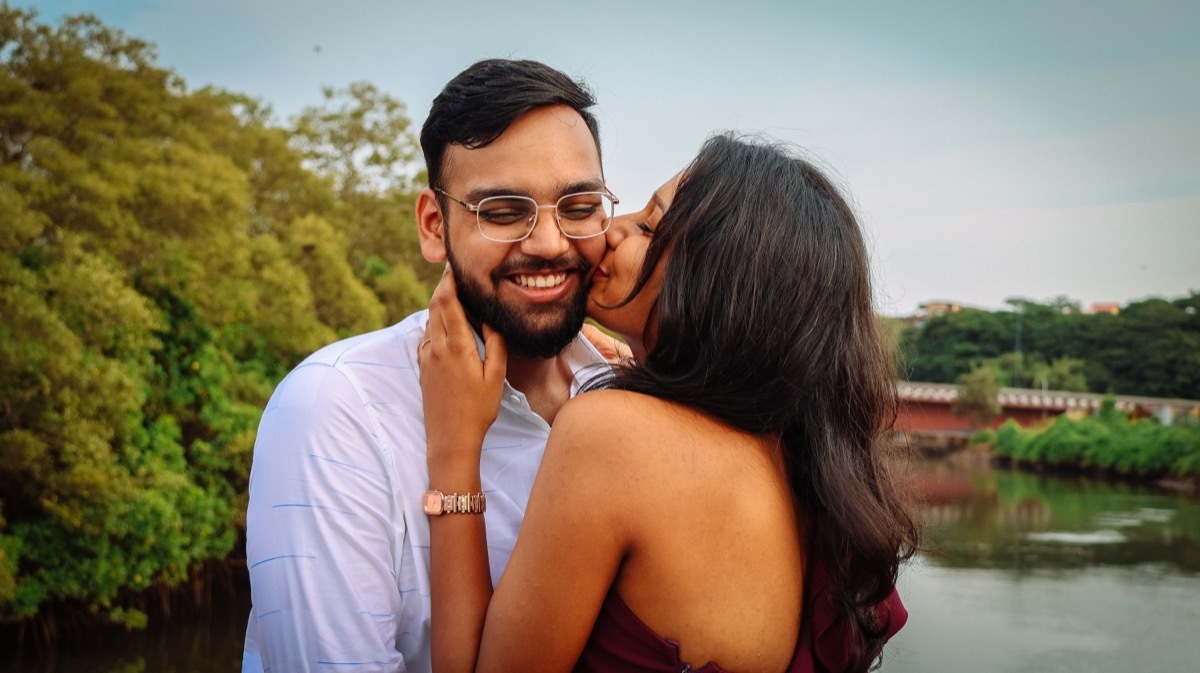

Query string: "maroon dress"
[[572, 560, 907, 673]]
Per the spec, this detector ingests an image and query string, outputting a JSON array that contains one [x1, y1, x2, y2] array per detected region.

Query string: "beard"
[[444, 239, 591, 360]]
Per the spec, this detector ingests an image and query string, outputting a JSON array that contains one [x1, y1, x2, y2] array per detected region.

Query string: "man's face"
[[421, 105, 607, 359]]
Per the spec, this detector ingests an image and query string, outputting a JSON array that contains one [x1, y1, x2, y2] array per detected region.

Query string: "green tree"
[[879, 316, 911, 378], [1102, 298, 1200, 398], [290, 82, 433, 320], [907, 308, 1013, 382], [1027, 357, 1089, 392], [291, 81, 421, 196], [904, 293, 1200, 399], [953, 364, 1002, 428], [0, 7, 431, 627]]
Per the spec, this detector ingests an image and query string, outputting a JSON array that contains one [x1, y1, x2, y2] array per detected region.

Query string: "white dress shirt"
[[242, 310, 607, 673]]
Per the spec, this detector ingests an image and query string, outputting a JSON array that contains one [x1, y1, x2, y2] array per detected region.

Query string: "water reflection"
[[915, 461, 1200, 574], [0, 586, 249, 673], [882, 460, 1200, 673]]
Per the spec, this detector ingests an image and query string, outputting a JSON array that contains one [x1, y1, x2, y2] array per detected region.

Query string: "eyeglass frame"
[[434, 186, 619, 242]]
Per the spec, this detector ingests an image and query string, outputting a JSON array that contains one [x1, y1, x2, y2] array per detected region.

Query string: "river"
[[881, 459, 1200, 672], [3, 460, 1198, 672]]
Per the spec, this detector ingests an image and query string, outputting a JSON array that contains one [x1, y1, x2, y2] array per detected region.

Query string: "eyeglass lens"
[[476, 193, 614, 241]]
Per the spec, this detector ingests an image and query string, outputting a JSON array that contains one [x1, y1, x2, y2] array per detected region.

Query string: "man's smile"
[[512, 271, 568, 289]]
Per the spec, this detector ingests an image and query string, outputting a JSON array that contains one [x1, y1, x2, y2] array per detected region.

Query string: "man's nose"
[[518, 207, 571, 258]]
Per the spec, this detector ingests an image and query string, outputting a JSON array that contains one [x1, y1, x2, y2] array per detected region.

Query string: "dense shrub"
[[979, 400, 1200, 479]]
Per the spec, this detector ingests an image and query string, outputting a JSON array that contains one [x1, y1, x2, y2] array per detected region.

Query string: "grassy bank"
[[974, 399, 1200, 480]]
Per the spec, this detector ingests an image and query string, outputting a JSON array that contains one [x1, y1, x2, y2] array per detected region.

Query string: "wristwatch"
[[422, 490, 486, 515]]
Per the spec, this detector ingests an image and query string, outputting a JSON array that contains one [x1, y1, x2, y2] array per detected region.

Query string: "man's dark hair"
[[420, 59, 601, 188]]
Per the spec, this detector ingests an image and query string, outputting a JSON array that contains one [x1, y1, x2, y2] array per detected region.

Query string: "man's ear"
[[416, 187, 448, 262]]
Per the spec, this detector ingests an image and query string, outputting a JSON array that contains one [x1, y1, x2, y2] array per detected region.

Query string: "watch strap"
[[423, 489, 486, 515]]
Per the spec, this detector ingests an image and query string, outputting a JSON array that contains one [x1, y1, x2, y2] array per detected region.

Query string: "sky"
[[13, 0, 1200, 316]]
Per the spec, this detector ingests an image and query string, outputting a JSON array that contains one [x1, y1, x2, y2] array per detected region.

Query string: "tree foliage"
[[904, 294, 1200, 399], [0, 7, 432, 626], [290, 82, 436, 321], [953, 364, 1001, 428]]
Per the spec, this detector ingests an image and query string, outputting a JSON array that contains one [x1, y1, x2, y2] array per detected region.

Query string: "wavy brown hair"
[[598, 133, 919, 671]]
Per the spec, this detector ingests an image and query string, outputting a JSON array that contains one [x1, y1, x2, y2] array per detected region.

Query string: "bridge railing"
[[897, 381, 1200, 424]]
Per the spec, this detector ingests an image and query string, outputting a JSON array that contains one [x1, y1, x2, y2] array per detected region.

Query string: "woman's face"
[[587, 173, 681, 357]]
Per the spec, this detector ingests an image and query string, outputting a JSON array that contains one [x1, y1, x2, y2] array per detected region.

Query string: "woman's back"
[[555, 389, 806, 673]]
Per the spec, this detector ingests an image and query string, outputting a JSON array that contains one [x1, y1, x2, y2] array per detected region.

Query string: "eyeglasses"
[[435, 187, 619, 242]]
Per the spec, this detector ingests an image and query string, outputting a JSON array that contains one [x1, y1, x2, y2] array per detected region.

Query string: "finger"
[[433, 262, 456, 304], [428, 263, 456, 310], [416, 324, 433, 362], [580, 323, 607, 353], [580, 323, 626, 362], [616, 341, 633, 360], [423, 300, 447, 349], [426, 265, 463, 339], [429, 266, 475, 347], [482, 323, 508, 385]]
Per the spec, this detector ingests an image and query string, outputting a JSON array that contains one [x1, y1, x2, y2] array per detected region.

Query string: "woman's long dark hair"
[[601, 134, 919, 671]]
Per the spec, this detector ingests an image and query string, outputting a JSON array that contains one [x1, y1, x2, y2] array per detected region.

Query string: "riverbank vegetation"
[[976, 399, 1200, 479], [1, 6, 436, 630]]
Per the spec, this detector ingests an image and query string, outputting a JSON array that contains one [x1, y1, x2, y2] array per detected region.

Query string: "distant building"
[[1086, 302, 1120, 315], [897, 300, 973, 327], [918, 301, 963, 318]]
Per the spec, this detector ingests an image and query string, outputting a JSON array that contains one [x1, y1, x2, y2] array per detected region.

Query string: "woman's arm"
[[473, 397, 634, 672], [419, 267, 508, 673], [420, 269, 637, 673]]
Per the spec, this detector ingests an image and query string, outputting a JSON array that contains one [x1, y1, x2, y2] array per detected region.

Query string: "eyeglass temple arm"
[[433, 187, 478, 212]]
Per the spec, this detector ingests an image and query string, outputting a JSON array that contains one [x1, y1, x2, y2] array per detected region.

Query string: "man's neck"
[[505, 352, 574, 426]]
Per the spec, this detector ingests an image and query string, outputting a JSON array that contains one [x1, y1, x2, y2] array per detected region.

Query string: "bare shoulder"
[[557, 388, 666, 425], [534, 390, 706, 545], [546, 390, 737, 487], [550, 389, 694, 456]]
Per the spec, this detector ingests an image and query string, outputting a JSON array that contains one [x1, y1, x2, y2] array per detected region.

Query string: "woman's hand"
[[418, 265, 508, 474], [581, 323, 633, 364]]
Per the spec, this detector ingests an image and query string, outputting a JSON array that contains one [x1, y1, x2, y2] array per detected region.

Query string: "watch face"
[[422, 490, 444, 515]]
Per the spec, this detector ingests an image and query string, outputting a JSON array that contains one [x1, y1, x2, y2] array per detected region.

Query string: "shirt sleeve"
[[245, 361, 407, 673]]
